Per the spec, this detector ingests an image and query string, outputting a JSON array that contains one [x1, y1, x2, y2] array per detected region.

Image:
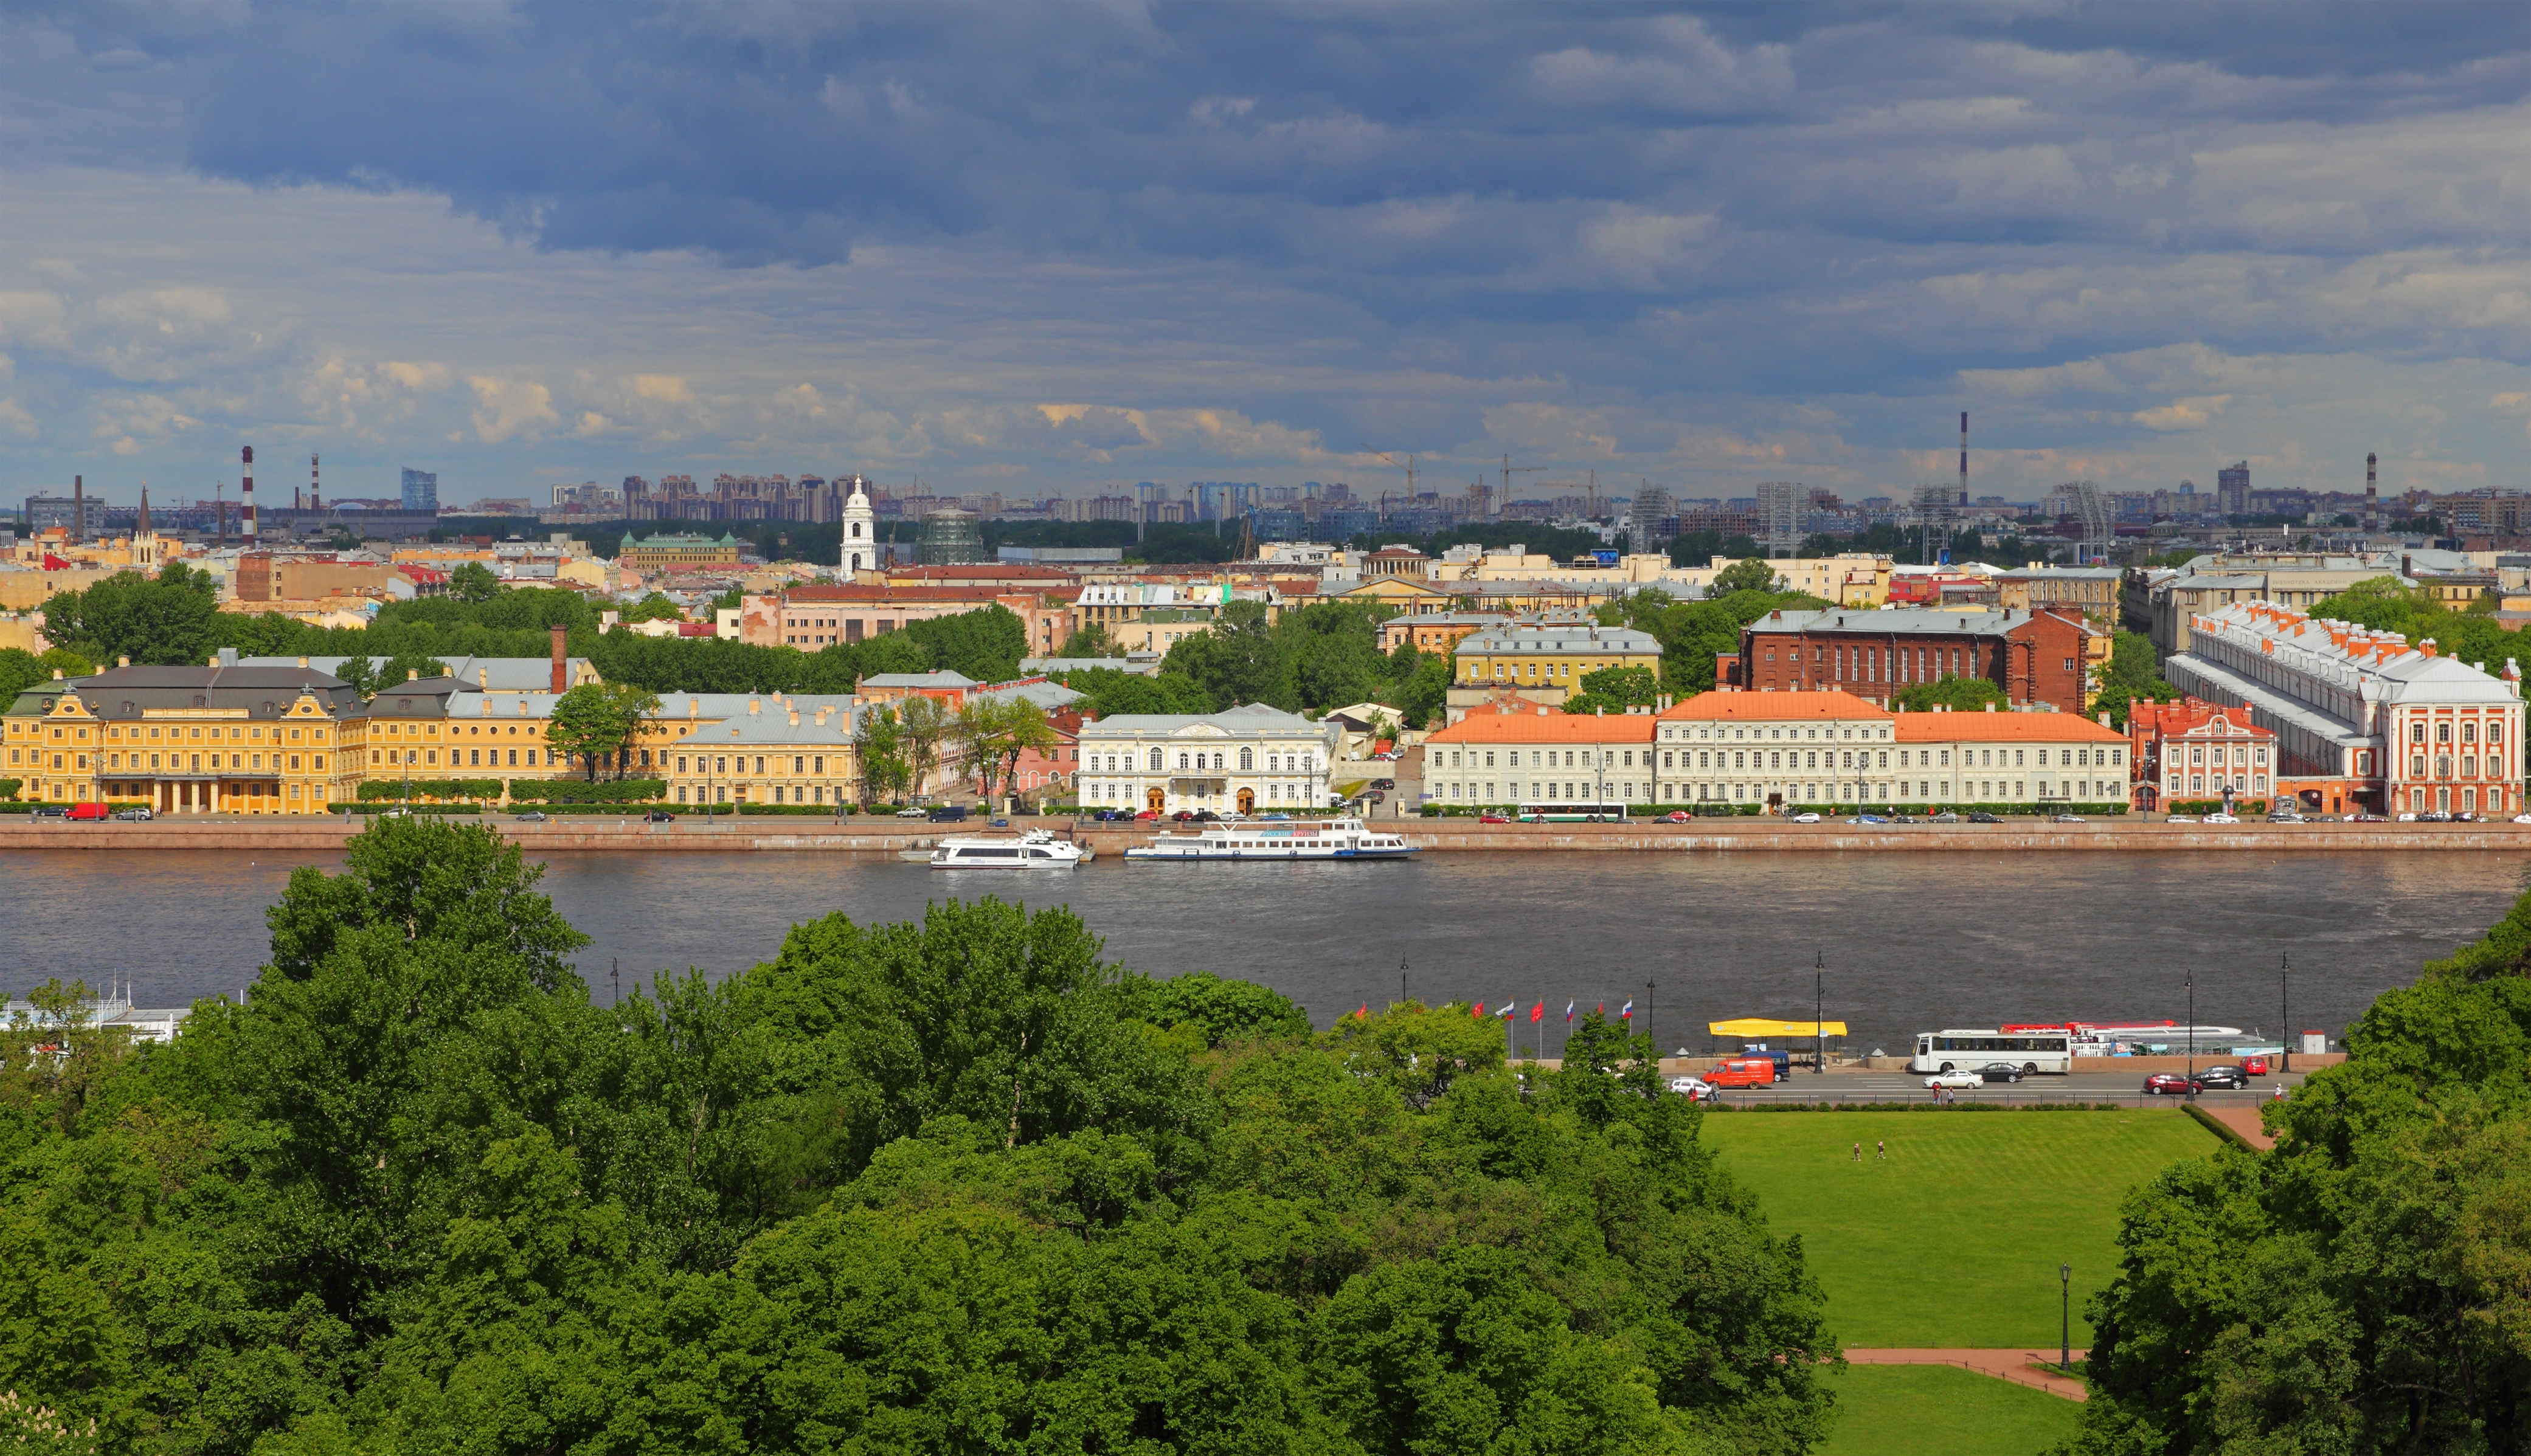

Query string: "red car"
[[2142, 1072, 2194, 1096], [2242, 1055, 2270, 1077], [1660, 810, 1692, 823], [1132, 809, 1160, 821], [1478, 812, 1511, 824], [66, 802, 110, 821]]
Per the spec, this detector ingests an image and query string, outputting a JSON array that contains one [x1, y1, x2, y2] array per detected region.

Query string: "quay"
[[7, 815, 2531, 854]]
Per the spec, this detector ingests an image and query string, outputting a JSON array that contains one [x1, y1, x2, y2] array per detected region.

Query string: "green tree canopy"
[[1710, 556, 1783, 595], [39, 562, 221, 666], [1891, 673, 2007, 713]]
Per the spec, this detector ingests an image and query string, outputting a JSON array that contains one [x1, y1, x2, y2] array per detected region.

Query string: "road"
[[1698, 1067, 2313, 1108]]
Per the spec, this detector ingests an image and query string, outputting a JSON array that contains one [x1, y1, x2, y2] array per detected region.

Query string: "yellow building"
[[664, 699, 857, 806], [617, 531, 743, 570], [1334, 577, 1456, 611], [1668, 553, 1892, 606], [1445, 619, 1664, 720], [5, 657, 362, 813]]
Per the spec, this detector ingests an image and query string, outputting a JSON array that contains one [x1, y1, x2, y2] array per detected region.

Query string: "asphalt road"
[[1700, 1068, 2313, 1107]]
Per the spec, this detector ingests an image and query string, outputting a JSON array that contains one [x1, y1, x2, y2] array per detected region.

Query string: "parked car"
[[989, 818, 1010, 827], [1923, 1069, 1984, 1091], [1194, 810, 1220, 822], [30, 805, 69, 819], [2421, 810, 2453, 822], [896, 807, 929, 818], [2164, 815, 2197, 823], [1667, 1075, 1717, 1101], [645, 809, 675, 822], [2192, 1064, 2250, 1090], [2242, 1055, 2270, 1076], [2455, 811, 2479, 823], [1093, 808, 1129, 821], [1371, 778, 1396, 791], [1480, 812, 1512, 823], [928, 805, 970, 823], [1928, 811, 1959, 823], [1660, 810, 1691, 823], [2051, 813, 2085, 823], [112, 806, 153, 821], [2205, 812, 2240, 824], [1975, 1062, 2027, 1083], [2352, 812, 2391, 822], [1890, 813, 1919, 823], [1791, 812, 1822, 823], [1705, 1057, 1777, 1088], [1134, 809, 1160, 820], [2397, 812, 2418, 821], [1856, 813, 1889, 824], [1967, 810, 2000, 824], [2143, 1072, 2195, 1095], [66, 802, 110, 821], [513, 810, 550, 822]]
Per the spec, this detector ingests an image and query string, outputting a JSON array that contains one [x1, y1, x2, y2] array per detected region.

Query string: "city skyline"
[[8, 7, 2531, 507]]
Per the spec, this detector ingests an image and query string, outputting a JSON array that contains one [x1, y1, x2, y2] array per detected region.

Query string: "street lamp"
[[2060, 1262, 2072, 1371], [1815, 952, 1826, 1075], [2186, 970, 2196, 1095], [2280, 951, 2291, 1075]]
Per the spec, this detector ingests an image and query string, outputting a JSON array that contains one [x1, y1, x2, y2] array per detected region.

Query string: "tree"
[[995, 699, 1059, 804], [853, 703, 907, 805], [39, 562, 220, 666], [1709, 556, 1782, 595], [2090, 629, 2177, 729], [0, 649, 46, 703], [546, 681, 635, 780], [1565, 664, 1660, 714], [1892, 673, 2006, 712], [1163, 600, 1288, 709], [619, 591, 685, 624], [1056, 621, 1117, 658], [1394, 652, 1452, 730], [446, 562, 502, 603], [334, 652, 380, 699], [896, 694, 948, 798], [950, 697, 1011, 798]]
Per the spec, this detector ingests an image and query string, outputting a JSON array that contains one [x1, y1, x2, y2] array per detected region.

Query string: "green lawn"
[[1819, 1365, 2082, 1456], [1700, 1109, 2218, 1348]]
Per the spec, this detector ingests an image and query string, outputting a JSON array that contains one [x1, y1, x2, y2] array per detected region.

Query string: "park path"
[[1842, 1349, 2087, 1401], [2196, 1104, 2278, 1150]]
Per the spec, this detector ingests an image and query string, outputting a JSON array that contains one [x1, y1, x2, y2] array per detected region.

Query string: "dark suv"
[[2191, 1065, 2250, 1090], [927, 805, 969, 823]]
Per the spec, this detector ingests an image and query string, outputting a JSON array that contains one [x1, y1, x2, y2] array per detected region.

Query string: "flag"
[[1497, 1000, 1516, 1020], [1357, 1003, 1368, 1020], [1531, 1002, 1545, 1024], [1470, 1000, 1484, 1020], [1565, 1001, 1576, 1023], [1620, 999, 1635, 1020], [1594, 1002, 1604, 1018]]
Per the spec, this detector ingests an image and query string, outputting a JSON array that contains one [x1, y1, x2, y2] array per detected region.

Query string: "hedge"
[[2167, 798, 2268, 815], [358, 778, 507, 802], [505, 779, 670, 804]]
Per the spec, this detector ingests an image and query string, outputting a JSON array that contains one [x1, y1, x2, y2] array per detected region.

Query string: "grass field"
[[1700, 1109, 2219, 1348], [1818, 1365, 2082, 1456]]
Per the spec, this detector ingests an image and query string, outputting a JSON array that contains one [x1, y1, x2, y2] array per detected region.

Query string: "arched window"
[[850, 522, 862, 537], [1148, 748, 1163, 771], [1177, 751, 1189, 770], [1239, 747, 1253, 770]]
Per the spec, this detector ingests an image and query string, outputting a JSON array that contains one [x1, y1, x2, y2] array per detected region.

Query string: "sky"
[[7, 1, 2531, 511]]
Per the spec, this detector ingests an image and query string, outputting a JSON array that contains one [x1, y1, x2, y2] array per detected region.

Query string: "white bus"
[[1518, 802, 1629, 823], [1909, 1029, 2073, 1075]]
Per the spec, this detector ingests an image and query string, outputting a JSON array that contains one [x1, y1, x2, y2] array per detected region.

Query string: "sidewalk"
[[1843, 1348, 2087, 1401]]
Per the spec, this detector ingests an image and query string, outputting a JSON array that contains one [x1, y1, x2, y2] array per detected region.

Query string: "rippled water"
[[15, 848, 2524, 1054]]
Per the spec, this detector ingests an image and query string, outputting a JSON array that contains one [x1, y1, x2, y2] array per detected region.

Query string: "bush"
[[357, 778, 505, 802], [2166, 798, 2266, 815], [505, 778, 670, 804]]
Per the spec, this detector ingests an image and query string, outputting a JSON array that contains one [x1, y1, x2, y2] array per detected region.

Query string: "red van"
[[1706, 1056, 1777, 1088], [64, 802, 109, 822]]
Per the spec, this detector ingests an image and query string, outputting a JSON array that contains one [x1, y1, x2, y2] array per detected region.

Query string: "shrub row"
[[2166, 798, 2269, 815]]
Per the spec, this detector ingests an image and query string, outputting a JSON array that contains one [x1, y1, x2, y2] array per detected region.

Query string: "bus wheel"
[[1939, 1063, 1953, 1073], [2024, 1063, 2038, 1075]]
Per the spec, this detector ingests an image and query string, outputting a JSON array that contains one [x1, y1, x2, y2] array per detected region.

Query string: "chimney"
[[297, 656, 309, 669], [408, 669, 420, 681], [550, 624, 568, 693], [480, 668, 489, 688], [789, 709, 800, 726], [241, 446, 256, 542], [310, 454, 320, 513], [117, 655, 128, 668], [72, 475, 83, 542], [1984, 702, 1995, 712], [749, 697, 761, 714]]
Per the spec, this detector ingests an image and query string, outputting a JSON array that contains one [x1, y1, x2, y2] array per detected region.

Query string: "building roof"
[[861, 671, 980, 689], [1745, 607, 2048, 637], [1998, 567, 2124, 581], [667, 700, 856, 747], [781, 585, 1023, 604], [1076, 702, 1332, 738], [1891, 710, 2126, 744], [40, 661, 362, 719], [968, 680, 1083, 712], [1459, 624, 1661, 654], [1422, 705, 1658, 744], [2130, 699, 2277, 740], [1659, 690, 1892, 722], [238, 653, 592, 692]]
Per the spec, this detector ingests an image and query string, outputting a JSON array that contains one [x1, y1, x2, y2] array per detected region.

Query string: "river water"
[[18, 849, 2526, 1054]]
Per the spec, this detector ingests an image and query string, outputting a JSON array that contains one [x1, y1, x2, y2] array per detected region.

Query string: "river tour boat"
[[1124, 816, 1416, 863], [928, 829, 1091, 869]]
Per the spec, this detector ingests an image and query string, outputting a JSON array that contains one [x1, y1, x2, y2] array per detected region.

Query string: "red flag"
[[1357, 1003, 1369, 1020], [1529, 1002, 1544, 1023], [1595, 1002, 1604, 1017], [1470, 1000, 1484, 1020]]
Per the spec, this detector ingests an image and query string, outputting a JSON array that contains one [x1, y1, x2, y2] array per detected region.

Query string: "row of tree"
[[0, 819, 1838, 1452], [849, 693, 1061, 804]]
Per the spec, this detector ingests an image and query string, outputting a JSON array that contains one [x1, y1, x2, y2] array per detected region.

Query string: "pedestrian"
[[1875, 1139, 1886, 1160], [1851, 1140, 1861, 1162]]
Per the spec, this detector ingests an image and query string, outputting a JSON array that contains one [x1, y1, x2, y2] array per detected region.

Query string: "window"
[[1149, 748, 1163, 770], [2439, 723, 2453, 744], [2464, 723, 2478, 744], [1239, 747, 1253, 770]]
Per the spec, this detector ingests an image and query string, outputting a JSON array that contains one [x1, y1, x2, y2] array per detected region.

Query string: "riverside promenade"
[[7, 814, 2531, 855]]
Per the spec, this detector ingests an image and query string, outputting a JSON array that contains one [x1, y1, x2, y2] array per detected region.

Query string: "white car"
[[2513, 814, 2531, 825], [1791, 812, 1822, 823], [1923, 1070, 1984, 1091], [2164, 815, 2196, 823], [2205, 813, 2240, 824], [896, 807, 929, 819], [2397, 812, 2418, 821], [1667, 1075, 1716, 1100]]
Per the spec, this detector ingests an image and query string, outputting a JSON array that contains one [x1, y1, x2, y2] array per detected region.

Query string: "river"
[[18, 849, 2525, 1054]]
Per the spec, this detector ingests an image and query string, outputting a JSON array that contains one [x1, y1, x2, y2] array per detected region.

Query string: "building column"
[[207, 780, 219, 814]]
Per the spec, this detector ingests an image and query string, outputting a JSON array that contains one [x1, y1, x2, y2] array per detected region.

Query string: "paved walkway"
[[2195, 1103, 2279, 1150], [1843, 1348, 2087, 1401]]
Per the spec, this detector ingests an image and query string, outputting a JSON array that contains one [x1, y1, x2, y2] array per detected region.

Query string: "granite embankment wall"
[[4, 817, 2530, 854]]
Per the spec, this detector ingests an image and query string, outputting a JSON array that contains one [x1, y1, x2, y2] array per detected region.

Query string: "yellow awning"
[[1708, 1018, 1849, 1038]]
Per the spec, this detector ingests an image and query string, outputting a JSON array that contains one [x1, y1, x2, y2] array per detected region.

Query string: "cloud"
[[0, 399, 36, 438], [466, 376, 556, 443], [2133, 394, 2232, 430], [381, 361, 452, 392]]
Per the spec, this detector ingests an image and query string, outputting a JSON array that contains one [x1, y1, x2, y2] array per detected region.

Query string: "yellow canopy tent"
[[1708, 1018, 1848, 1038]]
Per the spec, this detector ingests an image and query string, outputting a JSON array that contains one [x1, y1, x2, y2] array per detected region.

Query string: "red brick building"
[[1726, 607, 2089, 712], [2127, 697, 2282, 812]]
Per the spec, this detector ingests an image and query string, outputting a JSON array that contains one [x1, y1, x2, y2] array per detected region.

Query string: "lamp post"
[[2280, 952, 2291, 1074], [2186, 970, 2196, 1096], [1815, 952, 1826, 1075], [1401, 957, 1409, 1011], [2060, 1261, 2071, 1371]]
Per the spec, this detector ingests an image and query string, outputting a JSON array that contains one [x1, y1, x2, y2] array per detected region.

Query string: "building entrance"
[[1238, 788, 1255, 814], [1147, 787, 1166, 813]]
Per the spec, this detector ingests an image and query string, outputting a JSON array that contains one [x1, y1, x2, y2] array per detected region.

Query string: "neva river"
[[20, 849, 2526, 1054]]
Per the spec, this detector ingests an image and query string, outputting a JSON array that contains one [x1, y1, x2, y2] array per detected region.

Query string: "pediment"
[[1176, 723, 1231, 737]]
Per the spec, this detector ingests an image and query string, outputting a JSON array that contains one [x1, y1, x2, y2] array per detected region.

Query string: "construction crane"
[[1498, 454, 1545, 520], [1362, 444, 1418, 507]]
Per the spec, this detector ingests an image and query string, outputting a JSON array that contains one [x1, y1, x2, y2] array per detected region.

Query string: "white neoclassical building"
[[1075, 703, 1340, 814], [840, 480, 876, 574]]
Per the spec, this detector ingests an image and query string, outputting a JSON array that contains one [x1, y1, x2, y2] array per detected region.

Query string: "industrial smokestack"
[[2366, 452, 2378, 531], [1958, 412, 1968, 506], [242, 446, 256, 541], [72, 475, 83, 541], [311, 454, 320, 513]]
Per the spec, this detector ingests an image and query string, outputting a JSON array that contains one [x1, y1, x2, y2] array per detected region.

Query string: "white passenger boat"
[[929, 829, 1089, 869], [1124, 816, 1416, 862]]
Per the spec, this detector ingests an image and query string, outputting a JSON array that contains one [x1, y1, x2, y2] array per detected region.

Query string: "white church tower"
[[839, 476, 875, 574]]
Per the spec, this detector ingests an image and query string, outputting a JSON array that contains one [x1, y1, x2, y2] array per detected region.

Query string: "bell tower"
[[840, 475, 875, 574]]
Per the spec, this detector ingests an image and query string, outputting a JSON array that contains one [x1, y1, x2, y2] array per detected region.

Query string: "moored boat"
[[1124, 816, 1415, 862], [929, 828, 1088, 869]]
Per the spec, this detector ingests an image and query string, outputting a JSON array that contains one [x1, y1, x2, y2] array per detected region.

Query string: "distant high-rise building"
[[2217, 461, 2249, 517], [1754, 481, 1804, 553], [1628, 487, 1674, 548], [401, 467, 440, 513]]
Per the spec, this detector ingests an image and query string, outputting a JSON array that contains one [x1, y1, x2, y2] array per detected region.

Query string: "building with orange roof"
[[1648, 690, 1896, 810], [1891, 705, 2131, 809], [2128, 697, 2279, 812], [1419, 700, 1660, 811]]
